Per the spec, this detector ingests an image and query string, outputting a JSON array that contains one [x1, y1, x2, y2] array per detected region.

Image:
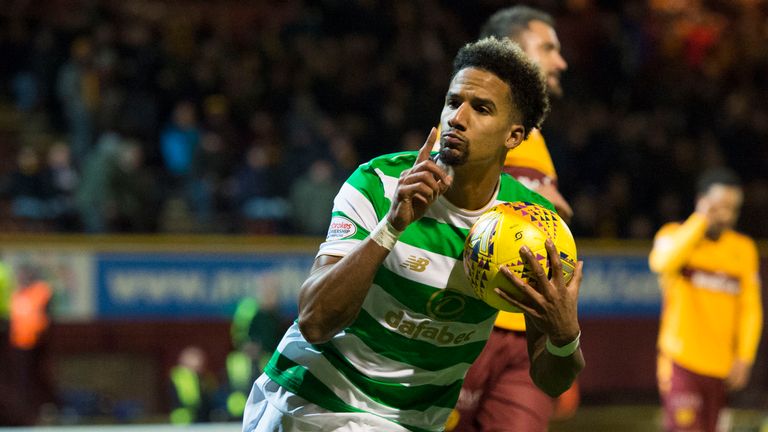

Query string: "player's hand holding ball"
[[463, 202, 583, 342]]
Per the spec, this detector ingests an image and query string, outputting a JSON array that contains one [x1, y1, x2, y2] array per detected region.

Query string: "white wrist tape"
[[370, 219, 402, 251], [546, 332, 581, 357]]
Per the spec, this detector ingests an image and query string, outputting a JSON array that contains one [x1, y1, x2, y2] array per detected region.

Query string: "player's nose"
[[447, 103, 469, 131], [554, 51, 568, 71]]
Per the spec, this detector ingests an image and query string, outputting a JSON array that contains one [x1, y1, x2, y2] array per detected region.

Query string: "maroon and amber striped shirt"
[[650, 213, 762, 378]]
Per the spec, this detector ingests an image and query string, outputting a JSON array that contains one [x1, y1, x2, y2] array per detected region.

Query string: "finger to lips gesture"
[[387, 128, 453, 231], [494, 239, 583, 345]]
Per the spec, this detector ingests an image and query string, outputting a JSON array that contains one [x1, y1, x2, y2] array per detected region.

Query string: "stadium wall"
[[1, 235, 766, 415]]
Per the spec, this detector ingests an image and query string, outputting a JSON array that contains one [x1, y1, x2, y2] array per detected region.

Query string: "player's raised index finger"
[[416, 127, 438, 165]]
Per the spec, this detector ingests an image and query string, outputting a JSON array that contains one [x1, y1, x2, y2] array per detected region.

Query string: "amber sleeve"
[[649, 213, 708, 275]]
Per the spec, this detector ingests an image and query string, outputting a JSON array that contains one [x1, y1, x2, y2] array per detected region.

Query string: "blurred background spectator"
[[9, 264, 55, 423], [221, 288, 285, 421], [0, 0, 764, 239], [0, 261, 30, 426], [168, 345, 216, 425]]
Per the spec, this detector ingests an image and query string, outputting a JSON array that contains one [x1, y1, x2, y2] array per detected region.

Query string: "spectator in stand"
[[160, 100, 201, 194], [289, 159, 340, 236], [106, 140, 160, 232], [75, 132, 121, 233], [56, 37, 98, 168], [44, 142, 79, 231], [201, 95, 239, 156], [0, 2, 765, 238], [189, 131, 233, 231], [232, 144, 288, 234], [2, 147, 56, 227]]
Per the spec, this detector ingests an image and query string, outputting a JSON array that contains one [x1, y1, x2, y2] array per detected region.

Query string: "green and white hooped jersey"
[[263, 151, 553, 431]]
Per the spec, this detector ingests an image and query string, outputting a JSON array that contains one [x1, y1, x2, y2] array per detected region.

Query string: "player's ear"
[[505, 125, 525, 151]]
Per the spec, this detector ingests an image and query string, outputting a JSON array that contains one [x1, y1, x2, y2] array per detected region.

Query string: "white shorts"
[[242, 374, 410, 432]]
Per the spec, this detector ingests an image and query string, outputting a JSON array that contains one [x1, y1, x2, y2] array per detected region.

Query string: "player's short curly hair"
[[451, 37, 549, 138]]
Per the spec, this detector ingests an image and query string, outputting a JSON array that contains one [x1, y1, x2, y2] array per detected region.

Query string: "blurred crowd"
[[0, 0, 766, 238]]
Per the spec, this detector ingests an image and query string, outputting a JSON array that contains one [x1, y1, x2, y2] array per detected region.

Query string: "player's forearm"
[[649, 213, 708, 273], [298, 239, 390, 344], [525, 316, 584, 397], [530, 344, 585, 397]]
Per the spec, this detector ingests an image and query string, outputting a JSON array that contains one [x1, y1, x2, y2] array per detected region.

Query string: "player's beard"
[[705, 224, 726, 240], [438, 141, 468, 166], [547, 73, 564, 98]]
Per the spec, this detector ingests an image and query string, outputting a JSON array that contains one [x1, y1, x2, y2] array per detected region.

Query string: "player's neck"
[[705, 228, 725, 241], [443, 166, 501, 210]]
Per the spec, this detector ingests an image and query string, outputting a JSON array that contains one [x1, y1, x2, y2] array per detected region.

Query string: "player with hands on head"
[[243, 37, 583, 432], [650, 167, 762, 432]]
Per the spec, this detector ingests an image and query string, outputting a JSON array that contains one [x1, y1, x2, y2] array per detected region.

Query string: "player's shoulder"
[[360, 151, 419, 175], [653, 221, 686, 242], [498, 173, 555, 211], [657, 221, 683, 233], [724, 229, 758, 251], [719, 230, 761, 266], [526, 128, 547, 146]]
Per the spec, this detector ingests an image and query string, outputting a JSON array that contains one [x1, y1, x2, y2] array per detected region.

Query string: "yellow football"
[[463, 201, 577, 312]]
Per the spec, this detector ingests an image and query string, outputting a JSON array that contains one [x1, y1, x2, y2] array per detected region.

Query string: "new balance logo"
[[401, 256, 430, 272]]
